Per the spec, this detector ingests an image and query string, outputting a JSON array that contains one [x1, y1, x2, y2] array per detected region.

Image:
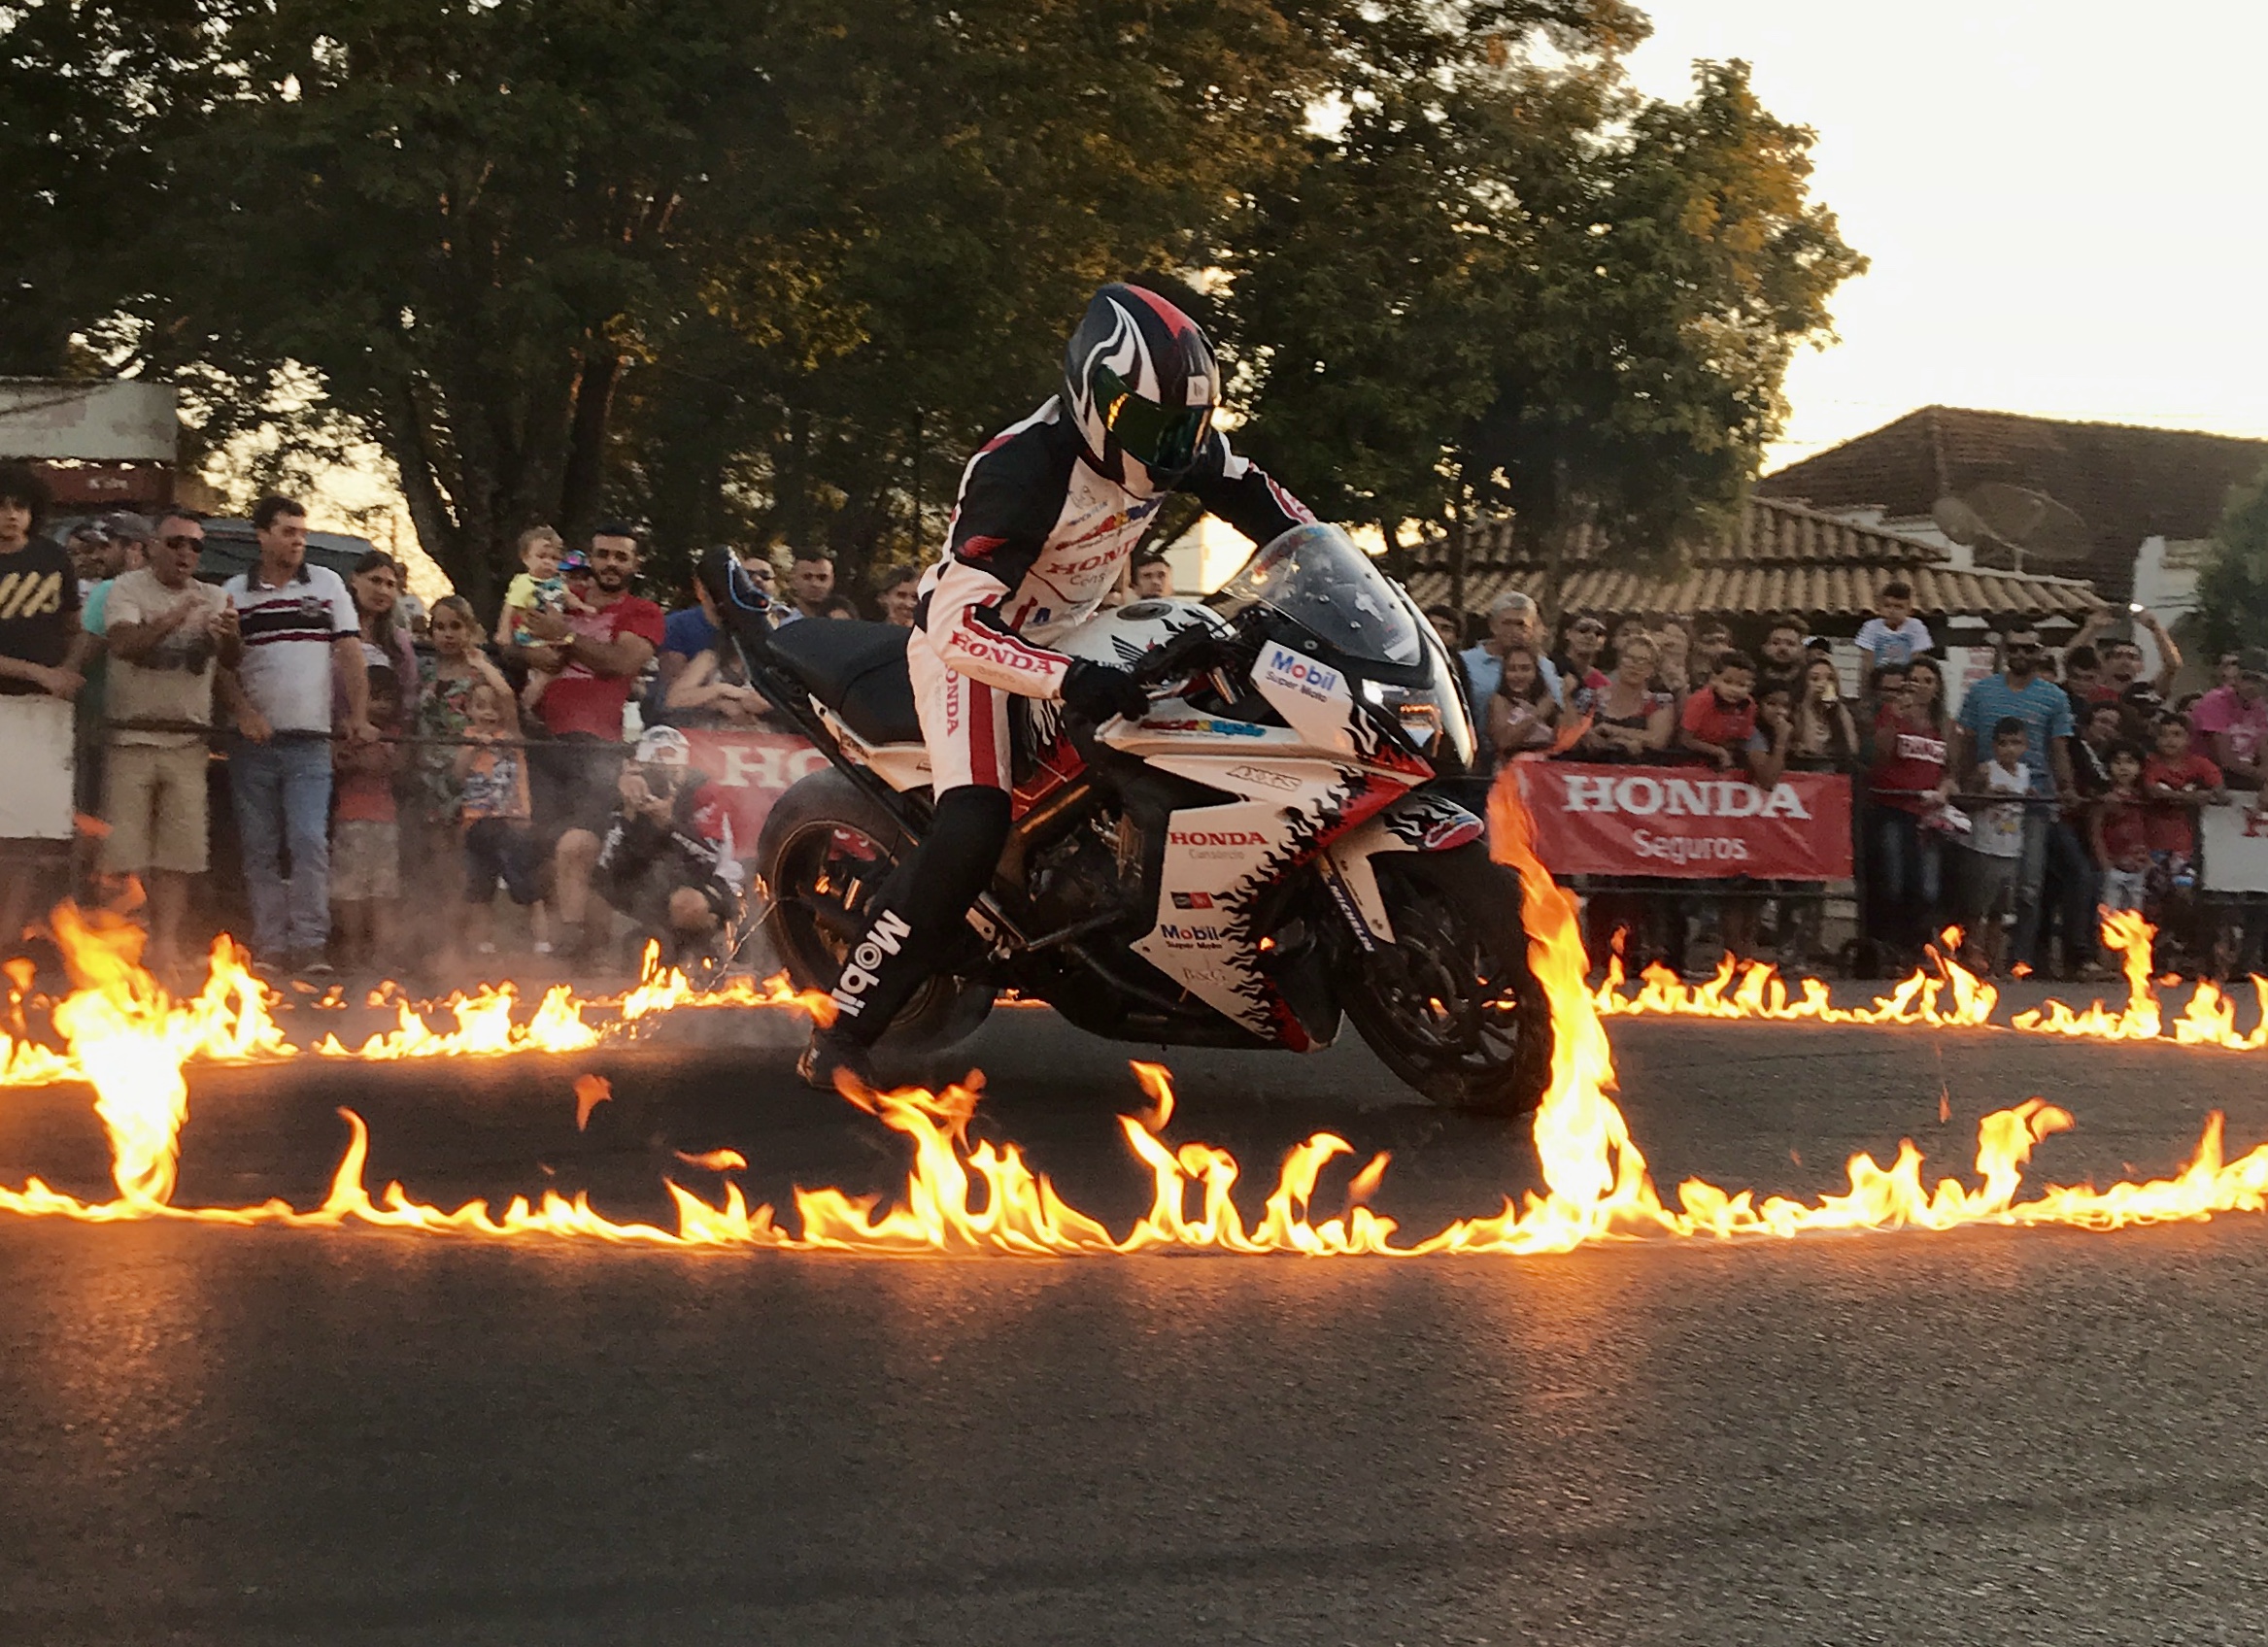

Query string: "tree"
[[1229, 39, 1865, 606], [2194, 462, 2268, 655]]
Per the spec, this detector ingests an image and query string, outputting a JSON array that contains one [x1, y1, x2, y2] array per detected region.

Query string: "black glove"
[[1060, 658, 1150, 724]]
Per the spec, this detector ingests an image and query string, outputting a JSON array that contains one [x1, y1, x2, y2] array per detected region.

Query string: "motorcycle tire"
[[755, 769, 996, 1054], [1339, 846, 1553, 1117]]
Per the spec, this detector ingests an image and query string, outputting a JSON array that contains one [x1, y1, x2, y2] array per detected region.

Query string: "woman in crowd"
[[661, 577, 770, 727], [1788, 655, 1860, 772], [1575, 631, 1675, 762], [1650, 618, 1695, 704], [348, 551, 421, 723], [1867, 655, 1953, 965], [1486, 646, 1560, 767], [410, 596, 516, 966], [1548, 612, 1610, 719]]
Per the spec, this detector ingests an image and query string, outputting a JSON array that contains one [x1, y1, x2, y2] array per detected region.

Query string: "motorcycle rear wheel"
[[756, 770, 996, 1054], [1339, 849, 1553, 1116]]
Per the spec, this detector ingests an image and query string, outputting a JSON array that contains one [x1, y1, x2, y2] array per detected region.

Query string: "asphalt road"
[[6, 1002, 2268, 1645]]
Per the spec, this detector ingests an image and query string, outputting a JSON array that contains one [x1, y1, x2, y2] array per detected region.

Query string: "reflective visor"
[[1097, 367, 1212, 476]]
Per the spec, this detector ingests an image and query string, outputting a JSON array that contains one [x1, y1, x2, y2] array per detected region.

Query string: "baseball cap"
[[98, 512, 154, 545]]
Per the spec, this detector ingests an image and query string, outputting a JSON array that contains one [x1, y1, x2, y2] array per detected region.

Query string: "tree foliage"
[[2195, 463, 2268, 655], [9, 0, 1864, 614]]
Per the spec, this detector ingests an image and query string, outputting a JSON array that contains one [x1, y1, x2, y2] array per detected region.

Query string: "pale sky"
[[1623, 0, 2268, 471]]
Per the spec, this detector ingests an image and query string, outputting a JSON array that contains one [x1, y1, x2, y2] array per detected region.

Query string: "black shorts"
[[462, 817, 541, 905], [528, 734, 625, 853]]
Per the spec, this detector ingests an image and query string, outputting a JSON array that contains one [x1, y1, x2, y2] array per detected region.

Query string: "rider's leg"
[[823, 785, 1012, 1045], [805, 641, 1015, 1083]]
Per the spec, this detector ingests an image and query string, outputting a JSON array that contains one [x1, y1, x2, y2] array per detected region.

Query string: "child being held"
[[1854, 579, 1934, 670], [2090, 742, 2150, 914], [501, 525, 593, 714], [331, 665, 404, 972], [1959, 716, 2032, 974], [454, 681, 548, 957]]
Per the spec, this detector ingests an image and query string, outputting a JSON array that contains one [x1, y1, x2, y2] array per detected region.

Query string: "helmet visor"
[[1098, 368, 1212, 477]]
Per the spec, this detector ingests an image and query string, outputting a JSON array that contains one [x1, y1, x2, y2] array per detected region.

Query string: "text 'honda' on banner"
[[1513, 761, 1853, 881], [681, 727, 829, 853]]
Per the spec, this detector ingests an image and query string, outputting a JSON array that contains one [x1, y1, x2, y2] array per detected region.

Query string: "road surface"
[[3, 1004, 2266, 1644]]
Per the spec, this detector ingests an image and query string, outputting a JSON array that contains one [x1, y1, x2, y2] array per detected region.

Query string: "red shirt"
[[1868, 709, 1947, 812], [2097, 793, 2150, 867], [2142, 752, 2220, 856], [333, 736, 399, 824], [538, 592, 665, 739], [1680, 687, 1756, 753]]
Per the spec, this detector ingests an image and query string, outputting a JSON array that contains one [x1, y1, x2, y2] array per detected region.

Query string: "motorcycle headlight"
[[1361, 667, 1475, 772]]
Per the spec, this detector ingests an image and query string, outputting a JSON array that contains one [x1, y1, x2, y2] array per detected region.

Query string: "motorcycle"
[[706, 523, 1552, 1114]]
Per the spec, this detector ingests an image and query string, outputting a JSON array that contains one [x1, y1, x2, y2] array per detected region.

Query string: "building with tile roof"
[[1753, 406, 2268, 601], [1404, 492, 2104, 624]]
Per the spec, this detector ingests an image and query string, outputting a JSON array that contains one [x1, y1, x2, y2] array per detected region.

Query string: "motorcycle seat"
[[766, 619, 922, 746]]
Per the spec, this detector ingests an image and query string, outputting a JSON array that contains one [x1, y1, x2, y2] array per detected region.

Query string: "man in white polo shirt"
[[219, 494, 372, 975]]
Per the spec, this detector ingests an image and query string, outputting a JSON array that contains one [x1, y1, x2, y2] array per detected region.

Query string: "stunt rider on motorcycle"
[[801, 283, 1315, 1091]]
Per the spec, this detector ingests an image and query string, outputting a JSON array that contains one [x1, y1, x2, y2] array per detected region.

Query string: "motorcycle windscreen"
[[1211, 523, 1425, 671]]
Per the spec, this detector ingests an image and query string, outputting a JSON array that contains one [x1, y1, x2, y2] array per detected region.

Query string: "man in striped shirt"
[[219, 494, 373, 976]]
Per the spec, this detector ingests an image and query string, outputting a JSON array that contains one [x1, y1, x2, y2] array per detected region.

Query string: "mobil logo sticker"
[[1261, 645, 1341, 703]]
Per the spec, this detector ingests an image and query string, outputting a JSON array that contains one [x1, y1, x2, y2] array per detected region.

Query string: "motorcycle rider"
[[800, 283, 1314, 1090]]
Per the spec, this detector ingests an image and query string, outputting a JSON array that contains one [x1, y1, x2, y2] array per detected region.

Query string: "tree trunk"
[[559, 348, 622, 549]]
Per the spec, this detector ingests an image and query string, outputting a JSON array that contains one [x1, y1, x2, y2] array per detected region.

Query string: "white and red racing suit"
[[822, 397, 1309, 1042], [909, 395, 1312, 790]]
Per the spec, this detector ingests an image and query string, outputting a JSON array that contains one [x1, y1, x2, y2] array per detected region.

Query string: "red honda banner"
[[1510, 761, 1852, 880], [680, 727, 830, 856]]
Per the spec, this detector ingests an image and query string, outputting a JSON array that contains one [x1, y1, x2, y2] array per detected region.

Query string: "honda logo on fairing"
[[1560, 774, 1811, 821], [1169, 830, 1267, 847], [829, 908, 913, 1017]]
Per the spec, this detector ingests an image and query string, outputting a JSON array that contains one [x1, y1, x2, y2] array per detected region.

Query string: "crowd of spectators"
[[1444, 578, 2264, 982], [0, 454, 2259, 992]]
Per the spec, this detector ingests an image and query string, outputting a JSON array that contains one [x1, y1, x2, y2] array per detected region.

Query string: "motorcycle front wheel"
[[756, 770, 996, 1053], [1339, 847, 1553, 1116]]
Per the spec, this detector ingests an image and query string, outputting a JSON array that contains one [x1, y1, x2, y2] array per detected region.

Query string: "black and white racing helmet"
[[1062, 283, 1220, 487]]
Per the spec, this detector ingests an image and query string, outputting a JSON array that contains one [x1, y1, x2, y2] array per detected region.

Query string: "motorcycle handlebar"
[[1130, 619, 1229, 688]]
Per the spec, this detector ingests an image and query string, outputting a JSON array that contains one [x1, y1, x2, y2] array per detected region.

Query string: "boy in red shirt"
[[2089, 742, 2151, 917], [1678, 651, 1758, 769], [2142, 714, 2224, 886]]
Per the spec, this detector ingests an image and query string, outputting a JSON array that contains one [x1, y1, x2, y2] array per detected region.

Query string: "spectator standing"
[[348, 551, 420, 724], [1461, 591, 1561, 710], [785, 548, 836, 622], [660, 574, 769, 727], [877, 565, 921, 626], [503, 523, 663, 966], [1131, 553, 1173, 599], [1959, 718, 2035, 973], [1485, 647, 1559, 767], [99, 511, 235, 975], [1650, 620, 1695, 704], [1692, 619, 1734, 681], [73, 513, 150, 825], [2189, 647, 2268, 790], [1788, 655, 1859, 771], [2060, 644, 2103, 723], [2142, 715, 2225, 966], [1547, 613, 1609, 718], [1755, 616, 1808, 702], [1575, 632, 1675, 762], [650, 546, 776, 720], [1677, 651, 1760, 771], [1952, 622, 2077, 974], [329, 668, 403, 972], [0, 463, 88, 946], [65, 521, 112, 600], [1424, 605, 1464, 656], [2090, 743, 2150, 923], [1866, 656, 1953, 963], [410, 596, 514, 958], [220, 494, 371, 976], [455, 681, 545, 957], [1854, 581, 1934, 670]]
